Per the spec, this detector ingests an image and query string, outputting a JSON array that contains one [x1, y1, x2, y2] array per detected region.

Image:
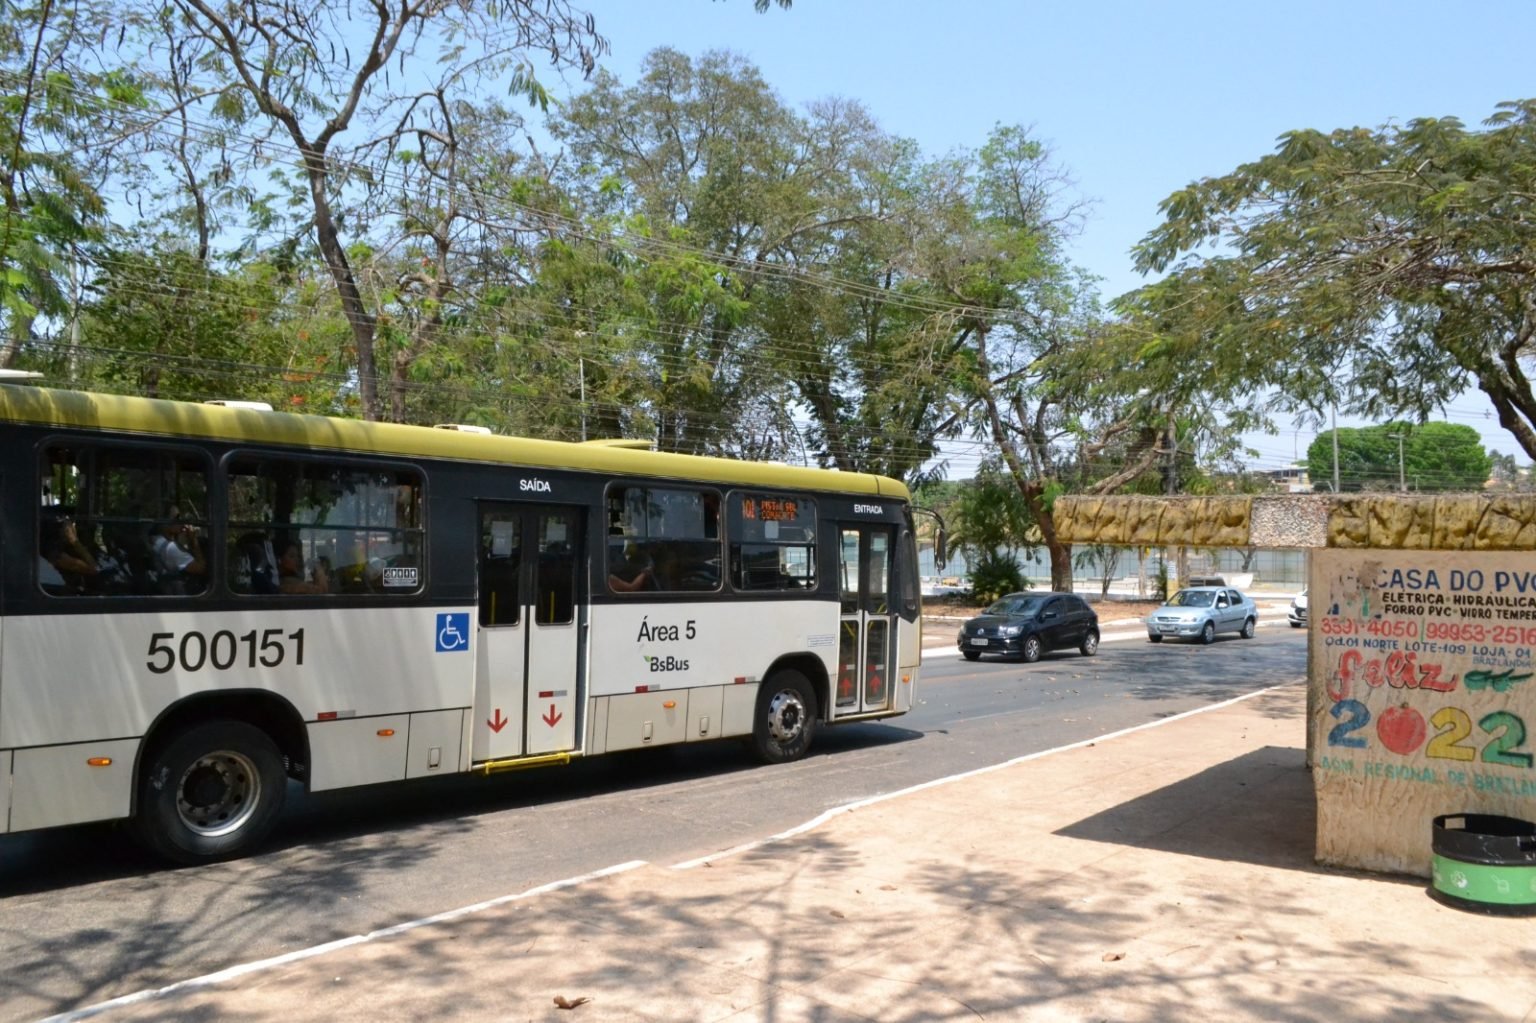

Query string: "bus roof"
[[0, 386, 911, 501]]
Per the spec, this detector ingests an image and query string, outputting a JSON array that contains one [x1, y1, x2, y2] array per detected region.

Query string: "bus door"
[[835, 524, 895, 717], [473, 503, 584, 761], [0, 470, 5, 673]]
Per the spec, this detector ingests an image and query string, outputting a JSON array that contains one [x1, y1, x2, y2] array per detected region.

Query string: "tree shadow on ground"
[[1054, 737, 1345, 877]]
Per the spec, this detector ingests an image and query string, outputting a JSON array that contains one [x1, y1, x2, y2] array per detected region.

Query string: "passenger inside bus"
[[234, 532, 280, 594], [38, 514, 98, 594], [151, 512, 206, 594], [277, 543, 330, 594], [608, 541, 656, 592]]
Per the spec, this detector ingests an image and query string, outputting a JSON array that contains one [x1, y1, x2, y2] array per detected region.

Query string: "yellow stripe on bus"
[[0, 386, 910, 499]]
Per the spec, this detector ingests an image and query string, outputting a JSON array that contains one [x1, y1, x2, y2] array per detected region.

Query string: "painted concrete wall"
[[1310, 549, 1536, 875], [1055, 493, 1536, 878]]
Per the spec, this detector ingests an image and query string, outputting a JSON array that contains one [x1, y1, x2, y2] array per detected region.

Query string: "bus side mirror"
[[913, 505, 947, 571]]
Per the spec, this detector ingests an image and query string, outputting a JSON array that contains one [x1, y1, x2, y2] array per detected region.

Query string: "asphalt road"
[[0, 626, 1306, 1022]]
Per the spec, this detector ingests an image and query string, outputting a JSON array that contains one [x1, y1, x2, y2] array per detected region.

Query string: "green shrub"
[[969, 549, 1027, 604]]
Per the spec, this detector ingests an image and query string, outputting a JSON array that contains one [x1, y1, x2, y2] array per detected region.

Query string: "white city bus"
[[0, 385, 922, 863]]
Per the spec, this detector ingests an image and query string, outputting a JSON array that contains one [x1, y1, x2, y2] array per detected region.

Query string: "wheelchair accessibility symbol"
[[436, 612, 470, 652]]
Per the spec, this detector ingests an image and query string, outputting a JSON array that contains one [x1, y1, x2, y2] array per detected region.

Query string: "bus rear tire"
[[750, 670, 817, 765], [133, 720, 286, 864]]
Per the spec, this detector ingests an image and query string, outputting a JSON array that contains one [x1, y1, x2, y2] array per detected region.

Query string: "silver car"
[[1146, 585, 1258, 644]]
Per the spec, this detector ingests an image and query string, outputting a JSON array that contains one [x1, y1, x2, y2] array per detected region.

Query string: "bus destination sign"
[[741, 496, 800, 523]]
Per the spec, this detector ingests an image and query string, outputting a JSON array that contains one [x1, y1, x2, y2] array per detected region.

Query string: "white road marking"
[[669, 677, 1295, 869], [40, 861, 648, 1023]]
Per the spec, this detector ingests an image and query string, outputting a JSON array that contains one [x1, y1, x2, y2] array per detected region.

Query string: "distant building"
[[1256, 465, 1312, 493]]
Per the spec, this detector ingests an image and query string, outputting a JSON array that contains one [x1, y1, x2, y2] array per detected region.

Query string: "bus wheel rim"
[[767, 689, 806, 743], [176, 750, 261, 838]]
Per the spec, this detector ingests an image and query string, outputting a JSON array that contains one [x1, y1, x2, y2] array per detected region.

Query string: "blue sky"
[[556, 1, 1536, 471]]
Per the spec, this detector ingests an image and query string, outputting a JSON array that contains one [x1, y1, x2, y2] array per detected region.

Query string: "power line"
[[0, 68, 1040, 327]]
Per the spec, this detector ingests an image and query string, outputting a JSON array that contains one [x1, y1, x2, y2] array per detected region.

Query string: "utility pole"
[[1330, 402, 1340, 493], [1163, 418, 1183, 594], [1389, 431, 1406, 491]]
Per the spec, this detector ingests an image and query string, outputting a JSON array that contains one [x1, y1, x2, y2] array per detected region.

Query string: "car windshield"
[[985, 595, 1044, 615], [1167, 589, 1215, 608]]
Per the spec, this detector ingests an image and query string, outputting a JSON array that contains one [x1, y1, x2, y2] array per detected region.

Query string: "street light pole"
[[1388, 432, 1406, 491]]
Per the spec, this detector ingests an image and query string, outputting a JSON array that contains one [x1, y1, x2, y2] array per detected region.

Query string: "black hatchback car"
[[957, 591, 1100, 662]]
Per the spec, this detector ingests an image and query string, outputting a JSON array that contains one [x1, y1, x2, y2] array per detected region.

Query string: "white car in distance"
[[1289, 587, 1308, 628]]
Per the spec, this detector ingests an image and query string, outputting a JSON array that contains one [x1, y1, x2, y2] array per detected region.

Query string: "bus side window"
[[728, 493, 818, 592], [226, 457, 424, 597], [605, 485, 721, 594], [38, 443, 210, 598]]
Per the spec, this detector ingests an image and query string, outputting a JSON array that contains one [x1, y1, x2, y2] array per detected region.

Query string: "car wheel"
[[1241, 617, 1256, 639], [1148, 633, 1163, 643], [1200, 621, 1216, 645], [750, 669, 818, 764], [132, 720, 287, 865], [962, 650, 981, 662], [1020, 635, 1043, 663], [1080, 630, 1099, 657]]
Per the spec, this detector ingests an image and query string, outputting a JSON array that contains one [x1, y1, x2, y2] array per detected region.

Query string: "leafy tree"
[[1305, 422, 1491, 492], [946, 466, 1036, 563], [922, 126, 1189, 590], [749, 125, 962, 480], [945, 469, 1035, 602], [0, 0, 131, 366], [551, 48, 953, 462], [550, 49, 805, 454], [1073, 544, 1123, 596], [551, 50, 1031, 478], [134, 0, 607, 421], [1135, 100, 1536, 462], [63, 248, 313, 402]]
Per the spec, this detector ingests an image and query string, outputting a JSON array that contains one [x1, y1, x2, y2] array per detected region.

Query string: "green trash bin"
[[1430, 814, 1536, 916]]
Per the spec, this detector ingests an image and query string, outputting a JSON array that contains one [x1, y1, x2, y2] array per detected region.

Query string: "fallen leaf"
[[830, 910, 845, 919], [1101, 953, 1125, 962], [553, 995, 591, 1010], [880, 885, 897, 891]]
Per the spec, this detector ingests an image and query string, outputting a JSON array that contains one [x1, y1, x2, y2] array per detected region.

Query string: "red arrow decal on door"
[[541, 704, 563, 727], [488, 708, 508, 733]]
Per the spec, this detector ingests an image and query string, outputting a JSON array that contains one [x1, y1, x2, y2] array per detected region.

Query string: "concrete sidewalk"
[[59, 683, 1536, 1022]]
